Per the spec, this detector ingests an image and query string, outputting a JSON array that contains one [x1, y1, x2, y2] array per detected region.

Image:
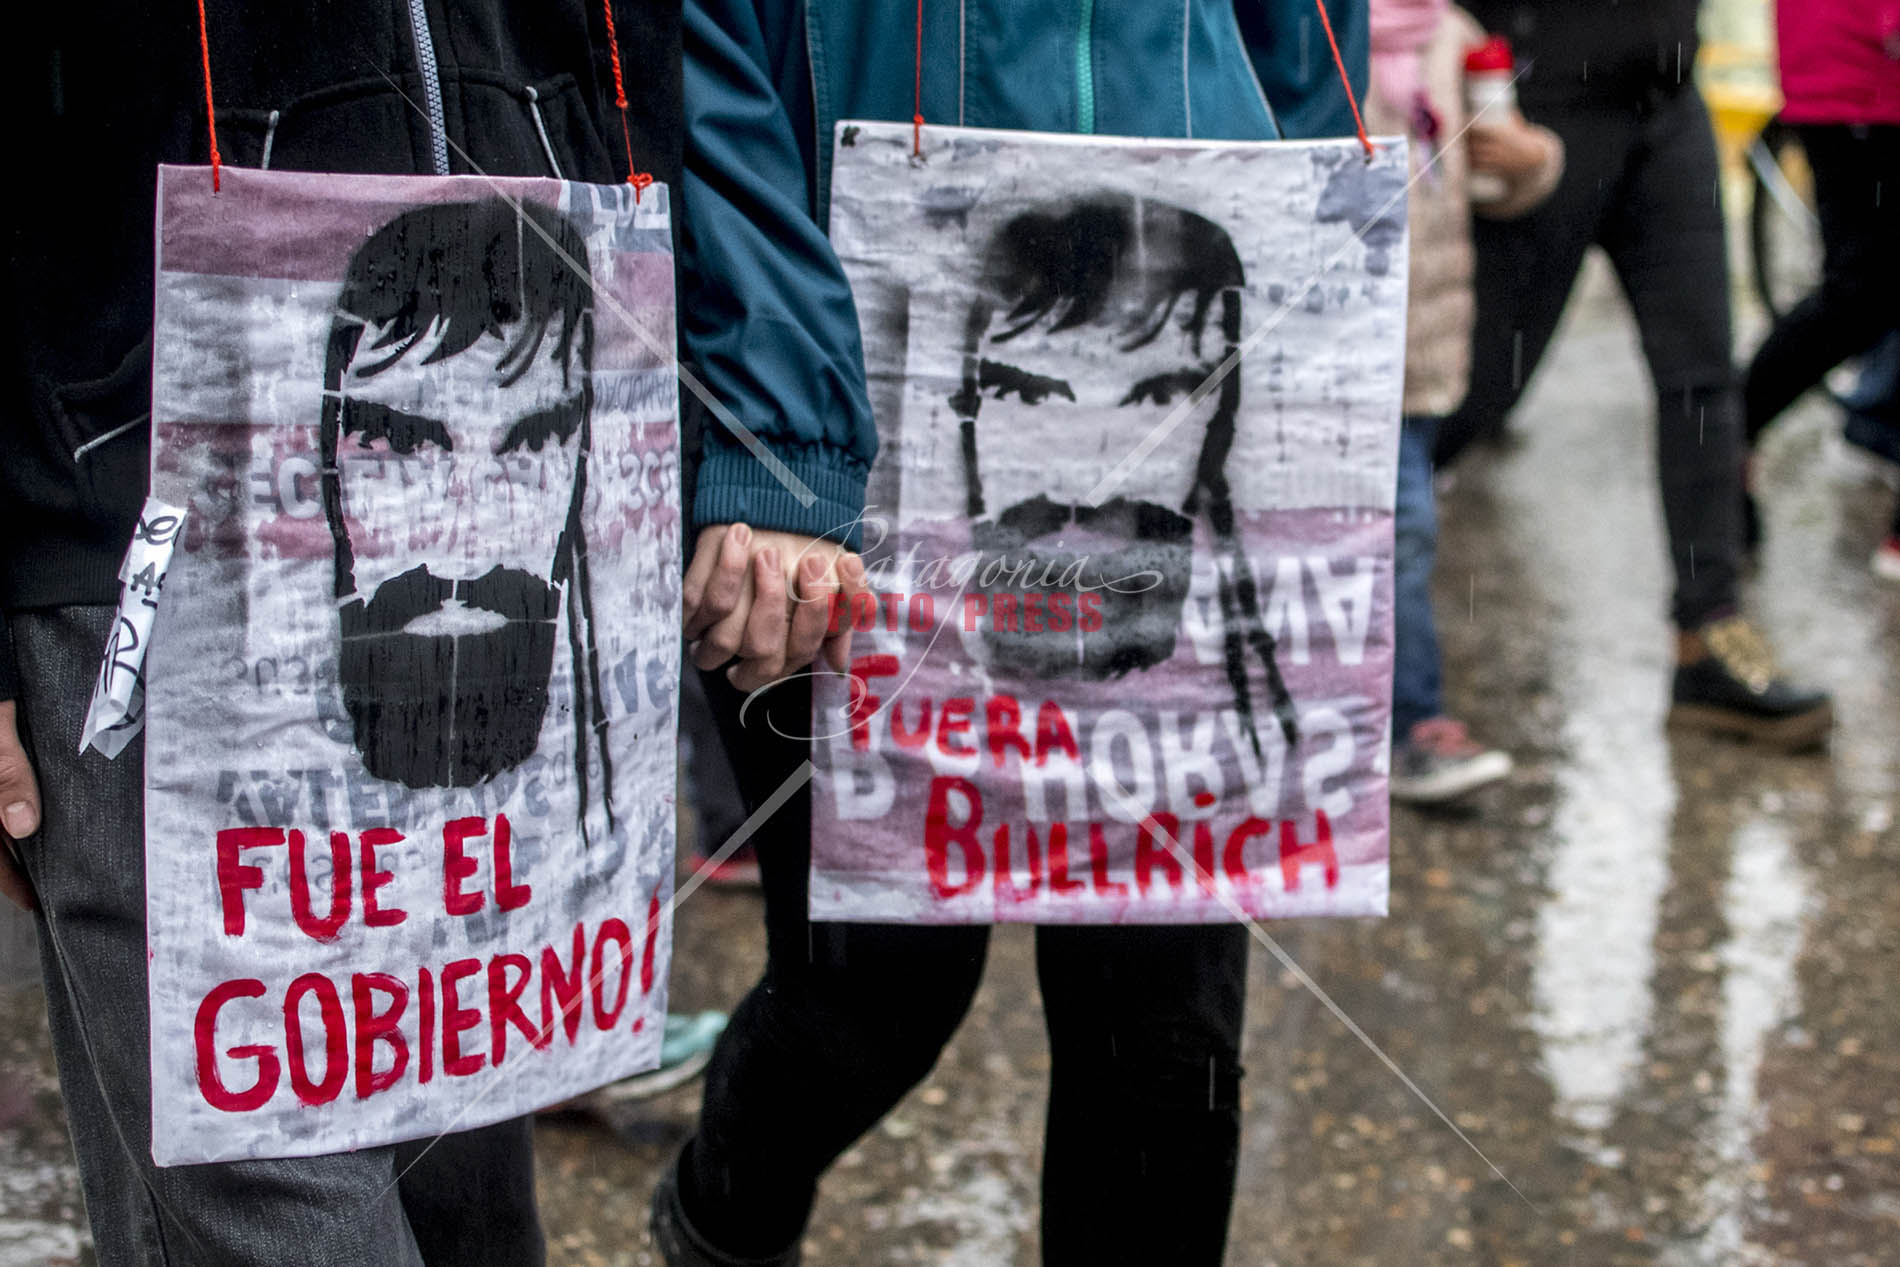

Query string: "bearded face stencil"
[[949, 194, 1296, 747], [319, 198, 606, 791]]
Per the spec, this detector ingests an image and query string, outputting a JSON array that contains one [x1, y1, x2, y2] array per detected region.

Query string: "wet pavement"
[[5, 244, 1900, 1265]]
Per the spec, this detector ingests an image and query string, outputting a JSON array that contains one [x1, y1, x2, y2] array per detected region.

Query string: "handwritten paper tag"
[[79, 498, 186, 759]]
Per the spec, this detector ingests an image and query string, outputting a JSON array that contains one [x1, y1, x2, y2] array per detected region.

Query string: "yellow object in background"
[[1697, 0, 1780, 174], [1702, 41, 1783, 173]]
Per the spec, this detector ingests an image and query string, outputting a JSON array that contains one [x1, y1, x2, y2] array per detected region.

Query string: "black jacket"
[[1462, 0, 1704, 106], [0, 1, 680, 699]]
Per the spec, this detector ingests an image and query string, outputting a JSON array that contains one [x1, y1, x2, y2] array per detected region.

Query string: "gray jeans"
[[9, 607, 544, 1266]]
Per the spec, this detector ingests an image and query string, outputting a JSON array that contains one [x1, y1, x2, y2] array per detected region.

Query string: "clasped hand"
[[0, 522, 865, 913], [683, 524, 866, 691]]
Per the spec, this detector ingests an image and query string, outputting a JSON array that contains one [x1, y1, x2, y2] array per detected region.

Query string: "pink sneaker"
[[1390, 717, 1513, 805], [1873, 536, 1900, 583], [691, 840, 761, 888]]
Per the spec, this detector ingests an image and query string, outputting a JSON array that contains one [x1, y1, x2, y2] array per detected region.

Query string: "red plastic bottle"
[[1464, 35, 1518, 203]]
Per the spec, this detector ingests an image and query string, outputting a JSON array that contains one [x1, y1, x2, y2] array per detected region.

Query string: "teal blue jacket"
[[682, 0, 1369, 548]]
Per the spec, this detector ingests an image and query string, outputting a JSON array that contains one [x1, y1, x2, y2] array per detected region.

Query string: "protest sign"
[[812, 124, 1407, 924], [143, 167, 680, 1163]]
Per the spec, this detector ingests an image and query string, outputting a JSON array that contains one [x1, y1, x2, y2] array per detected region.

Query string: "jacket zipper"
[[1074, 0, 1096, 133], [405, 0, 451, 174], [1220, 0, 1283, 138]]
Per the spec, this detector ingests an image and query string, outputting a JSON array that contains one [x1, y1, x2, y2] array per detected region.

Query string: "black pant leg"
[[396, 1116, 546, 1266], [1745, 124, 1900, 441], [1597, 87, 1745, 627], [1434, 100, 1627, 467], [13, 608, 453, 1267], [1035, 922, 1249, 1267], [680, 672, 991, 1257], [679, 659, 748, 849]]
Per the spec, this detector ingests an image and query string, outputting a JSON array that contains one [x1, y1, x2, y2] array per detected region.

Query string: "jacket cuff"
[[692, 438, 870, 551]]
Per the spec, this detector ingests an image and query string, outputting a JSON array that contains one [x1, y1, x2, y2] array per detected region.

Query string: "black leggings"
[[1745, 124, 1900, 443], [679, 671, 1250, 1265], [1437, 85, 1743, 629]]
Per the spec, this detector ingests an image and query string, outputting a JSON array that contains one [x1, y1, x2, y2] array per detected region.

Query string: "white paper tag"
[[79, 498, 187, 758]]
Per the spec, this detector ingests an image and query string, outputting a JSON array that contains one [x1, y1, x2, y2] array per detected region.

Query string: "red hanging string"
[[912, 0, 926, 156], [600, 0, 654, 201], [195, 0, 222, 190], [1311, 0, 1374, 156]]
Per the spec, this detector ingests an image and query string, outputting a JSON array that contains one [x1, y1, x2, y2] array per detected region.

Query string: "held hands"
[[0, 701, 40, 910], [1467, 117, 1551, 179], [1, 524, 865, 914], [683, 524, 866, 691]]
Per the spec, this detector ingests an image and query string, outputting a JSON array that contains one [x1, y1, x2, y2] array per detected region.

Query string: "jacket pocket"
[[51, 333, 153, 524], [508, 71, 617, 182]]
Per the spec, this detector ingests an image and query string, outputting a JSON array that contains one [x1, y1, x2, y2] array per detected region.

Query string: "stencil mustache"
[[970, 494, 1194, 680]]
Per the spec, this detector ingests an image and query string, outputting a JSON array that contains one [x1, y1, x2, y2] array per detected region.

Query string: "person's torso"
[[1776, 0, 1900, 127], [801, 0, 1289, 217], [1459, 0, 1703, 105], [2, 0, 680, 609], [20, 0, 675, 365], [1365, 7, 1477, 415]]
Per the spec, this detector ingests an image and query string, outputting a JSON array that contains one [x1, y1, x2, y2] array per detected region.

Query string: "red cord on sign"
[[195, 0, 222, 190], [600, 0, 654, 201], [1312, 0, 1374, 156], [912, 0, 925, 156]]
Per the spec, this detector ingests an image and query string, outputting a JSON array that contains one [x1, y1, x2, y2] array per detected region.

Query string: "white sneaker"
[[1390, 718, 1513, 805], [1874, 536, 1900, 583]]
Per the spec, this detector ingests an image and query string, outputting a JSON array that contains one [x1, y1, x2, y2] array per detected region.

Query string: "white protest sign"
[[144, 167, 681, 1163], [813, 124, 1408, 923]]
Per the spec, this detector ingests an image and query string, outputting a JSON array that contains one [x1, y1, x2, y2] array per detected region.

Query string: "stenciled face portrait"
[[320, 198, 597, 791], [947, 196, 1245, 683]]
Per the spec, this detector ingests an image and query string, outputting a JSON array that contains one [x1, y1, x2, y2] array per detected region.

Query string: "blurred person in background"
[[1839, 333, 1900, 476], [1742, 0, 1900, 578], [1365, 0, 1564, 804], [1432, 0, 1833, 752]]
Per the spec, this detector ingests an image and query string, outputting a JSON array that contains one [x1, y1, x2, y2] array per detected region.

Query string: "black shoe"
[[1668, 616, 1832, 751], [651, 1151, 803, 1267]]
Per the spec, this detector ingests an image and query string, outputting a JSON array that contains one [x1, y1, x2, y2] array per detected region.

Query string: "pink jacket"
[[1776, 0, 1900, 126], [1364, 7, 1563, 417]]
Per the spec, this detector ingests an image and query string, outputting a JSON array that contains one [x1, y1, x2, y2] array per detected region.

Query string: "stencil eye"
[[1004, 381, 1058, 406], [345, 405, 451, 456], [1119, 370, 1207, 408], [375, 414, 424, 455], [974, 360, 1076, 407], [500, 414, 557, 454], [1122, 376, 1176, 406], [497, 401, 583, 456]]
